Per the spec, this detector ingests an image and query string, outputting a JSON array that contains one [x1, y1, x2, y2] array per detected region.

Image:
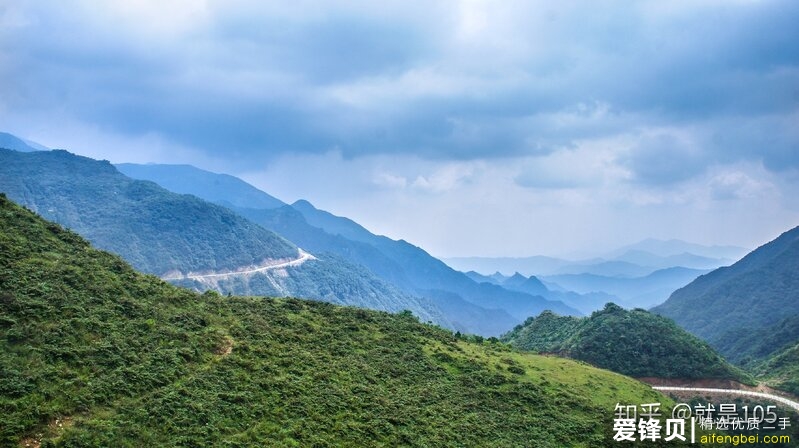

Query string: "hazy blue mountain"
[[291, 199, 377, 243], [114, 161, 580, 334], [445, 239, 746, 278], [464, 271, 501, 284], [287, 200, 580, 322], [652, 225, 799, 348], [467, 271, 621, 315], [610, 238, 748, 261], [544, 267, 709, 309], [443, 255, 571, 276], [0, 149, 445, 325], [552, 260, 654, 277], [117, 163, 285, 210], [0, 132, 46, 152], [613, 250, 733, 271]]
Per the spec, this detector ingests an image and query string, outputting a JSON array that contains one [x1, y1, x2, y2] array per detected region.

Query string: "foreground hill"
[[0, 194, 679, 447], [502, 304, 749, 382]]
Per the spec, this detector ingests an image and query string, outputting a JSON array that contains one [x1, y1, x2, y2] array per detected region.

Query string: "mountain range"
[[0, 144, 580, 335], [117, 160, 580, 334], [0, 193, 682, 447], [0, 148, 446, 326], [465, 271, 619, 315], [444, 239, 745, 278]]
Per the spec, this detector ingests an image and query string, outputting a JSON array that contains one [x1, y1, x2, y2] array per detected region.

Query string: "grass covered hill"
[[502, 303, 749, 382], [0, 148, 298, 277], [0, 194, 684, 447]]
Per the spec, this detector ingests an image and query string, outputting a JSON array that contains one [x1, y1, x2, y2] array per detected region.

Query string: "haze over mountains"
[[0, 148, 448, 327], [1, 144, 582, 336], [117, 160, 579, 333]]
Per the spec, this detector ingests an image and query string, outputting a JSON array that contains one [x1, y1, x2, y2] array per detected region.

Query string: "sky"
[[1, 0, 798, 258]]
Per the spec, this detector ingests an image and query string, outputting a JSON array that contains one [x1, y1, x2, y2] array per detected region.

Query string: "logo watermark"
[[613, 402, 793, 444]]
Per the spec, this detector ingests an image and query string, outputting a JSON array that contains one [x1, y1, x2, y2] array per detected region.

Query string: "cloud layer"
[[1, 0, 798, 255]]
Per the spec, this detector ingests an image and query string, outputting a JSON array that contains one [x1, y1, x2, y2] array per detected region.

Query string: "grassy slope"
[[502, 304, 750, 382], [0, 194, 689, 447]]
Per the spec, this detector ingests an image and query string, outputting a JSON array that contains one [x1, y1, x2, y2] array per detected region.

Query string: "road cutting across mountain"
[[162, 248, 315, 281], [653, 386, 799, 412]]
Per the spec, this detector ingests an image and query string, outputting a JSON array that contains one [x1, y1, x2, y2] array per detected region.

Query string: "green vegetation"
[[652, 226, 799, 394], [0, 194, 690, 446], [0, 148, 297, 276], [502, 304, 750, 382], [176, 251, 449, 325], [652, 225, 799, 350]]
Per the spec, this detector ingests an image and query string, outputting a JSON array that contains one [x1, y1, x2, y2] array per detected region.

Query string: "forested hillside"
[[0, 194, 683, 447], [502, 304, 749, 382]]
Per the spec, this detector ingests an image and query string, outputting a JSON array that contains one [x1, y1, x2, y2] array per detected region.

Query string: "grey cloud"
[[621, 133, 708, 186], [1, 0, 797, 178]]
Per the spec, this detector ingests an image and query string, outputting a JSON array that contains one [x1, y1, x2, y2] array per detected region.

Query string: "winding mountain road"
[[162, 249, 315, 281], [653, 386, 799, 412]]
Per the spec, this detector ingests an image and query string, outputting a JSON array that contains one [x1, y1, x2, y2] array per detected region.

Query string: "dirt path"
[[652, 386, 799, 412]]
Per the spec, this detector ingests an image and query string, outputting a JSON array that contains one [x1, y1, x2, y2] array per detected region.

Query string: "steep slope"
[[502, 304, 749, 382], [0, 149, 297, 276], [0, 194, 681, 447], [116, 163, 285, 210], [652, 225, 799, 347]]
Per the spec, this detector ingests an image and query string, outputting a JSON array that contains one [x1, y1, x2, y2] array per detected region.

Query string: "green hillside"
[[502, 304, 749, 382], [749, 342, 799, 395], [0, 194, 686, 447], [651, 226, 799, 393], [652, 225, 799, 348], [0, 148, 297, 276]]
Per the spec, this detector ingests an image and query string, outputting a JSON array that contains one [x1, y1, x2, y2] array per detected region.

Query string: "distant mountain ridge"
[[0, 148, 445, 325], [466, 271, 620, 315], [543, 267, 710, 309], [444, 239, 744, 278], [0, 132, 47, 152], [117, 163, 285, 210], [119, 161, 581, 336]]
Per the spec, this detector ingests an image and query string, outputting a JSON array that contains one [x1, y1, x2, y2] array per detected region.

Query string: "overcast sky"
[[2, 1, 798, 257]]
